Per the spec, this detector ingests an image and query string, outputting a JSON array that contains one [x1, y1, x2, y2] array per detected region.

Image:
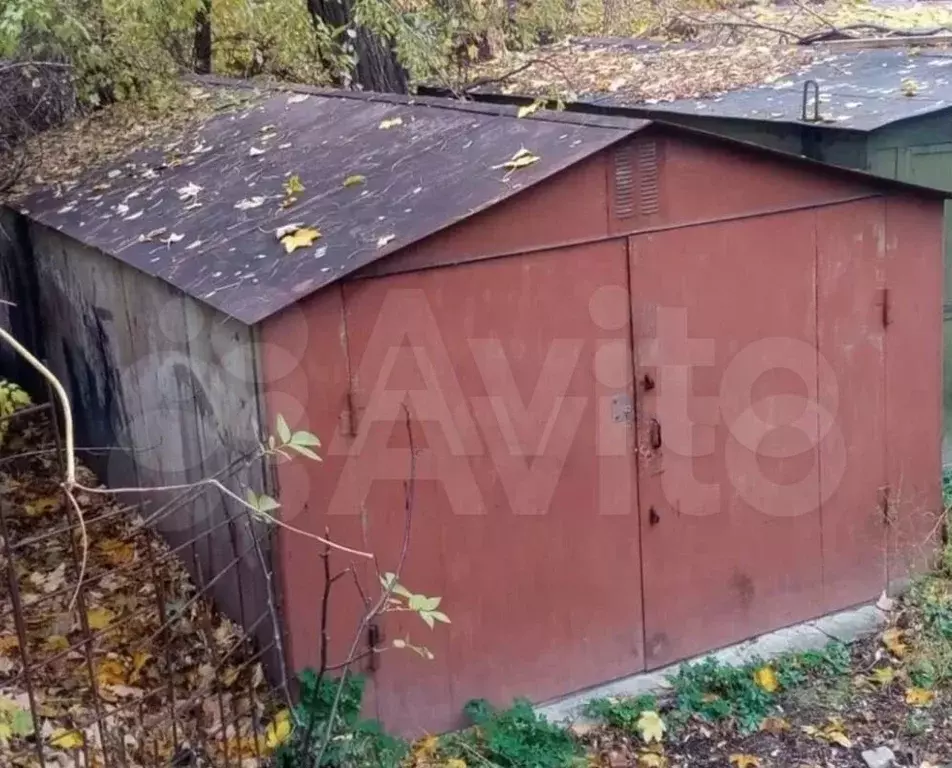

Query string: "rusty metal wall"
[[629, 210, 825, 670], [815, 199, 888, 613], [263, 132, 944, 735], [883, 197, 944, 587], [265, 240, 645, 736]]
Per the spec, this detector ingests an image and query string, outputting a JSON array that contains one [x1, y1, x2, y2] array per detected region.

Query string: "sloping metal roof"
[[16, 89, 643, 325], [594, 48, 952, 131]]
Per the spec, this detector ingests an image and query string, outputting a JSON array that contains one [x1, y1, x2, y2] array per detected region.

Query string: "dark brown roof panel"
[[18, 91, 640, 324]]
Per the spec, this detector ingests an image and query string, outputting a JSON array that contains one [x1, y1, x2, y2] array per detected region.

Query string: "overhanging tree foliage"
[[307, 0, 408, 92]]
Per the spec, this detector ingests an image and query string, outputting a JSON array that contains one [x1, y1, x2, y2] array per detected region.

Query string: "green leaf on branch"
[[380, 572, 414, 600], [286, 429, 322, 461], [291, 430, 320, 447], [246, 490, 281, 516], [276, 414, 291, 444]]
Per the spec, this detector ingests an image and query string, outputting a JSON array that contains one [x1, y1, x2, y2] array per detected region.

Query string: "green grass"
[[586, 641, 852, 735]]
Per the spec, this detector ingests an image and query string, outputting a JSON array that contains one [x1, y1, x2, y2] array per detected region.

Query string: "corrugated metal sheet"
[[16, 91, 643, 325]]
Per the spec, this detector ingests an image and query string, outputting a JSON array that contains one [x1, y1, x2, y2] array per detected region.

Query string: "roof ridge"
[[191, 74, 642, 131]]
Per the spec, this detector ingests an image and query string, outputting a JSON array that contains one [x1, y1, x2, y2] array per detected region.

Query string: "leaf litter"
[[464, 1, 952, 106], [579, 625, 952, 768], [0, 416, 283, 766]]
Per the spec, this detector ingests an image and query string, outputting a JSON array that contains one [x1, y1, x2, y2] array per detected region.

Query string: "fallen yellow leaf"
[[821, 719, 852, 748], [638, 752, 666, 768], [905, 687, 935, 707], [25, 496, 59, 516], [413, 734, 439, 758], [222, 666, 240, 687], [760, 716, 790, 734], [343, 174, 366, 188], [97, 659, 126, 687], [729, 755, 761, 768], [494, 147, 541, 171], [882, 627, 907, 657], [49, 728, 84, 749], [98, 539, 136, 566], [280, 227, 321, 254], [379, 117, 403, 130], [636, 710, 665, 744], [870, 667, 896, 686], [264, 709, 292, 750], [284, 175, 305, 197], [45, 635, 69, 652], [129, 651, 152, 683], [803, 722, 853, 748], [753, 665, 779, 693], [0, 635, 19, 655], [446, 760, 467, 768], [87, 607, 115, 631], [219, 735, 262, 759], [517, 101, 543, 119], [825, 730, 852, 748]]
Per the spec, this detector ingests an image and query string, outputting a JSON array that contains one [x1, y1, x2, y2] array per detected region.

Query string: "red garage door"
[[338, 240, 645, 735], [629, 211, 827, 669]]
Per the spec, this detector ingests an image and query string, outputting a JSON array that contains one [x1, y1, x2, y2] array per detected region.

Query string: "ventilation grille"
[[613, 145, 636, 219], [637, 141, 660, 216], [613, 141, 661, 220]]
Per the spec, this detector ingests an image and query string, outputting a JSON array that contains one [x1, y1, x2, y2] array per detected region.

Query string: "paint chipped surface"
[[18, 90, 643, 325]]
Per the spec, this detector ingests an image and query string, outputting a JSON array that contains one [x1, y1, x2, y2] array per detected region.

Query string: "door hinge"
[[340, 390, 360, 437], [879, 485, 893, 526], [879, 288, 891, 329], [367, 622, 383, 672]]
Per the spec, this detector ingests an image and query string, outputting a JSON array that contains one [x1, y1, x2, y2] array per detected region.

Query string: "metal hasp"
[[801, 80, 821, 123], [611, 392, 634, 423]]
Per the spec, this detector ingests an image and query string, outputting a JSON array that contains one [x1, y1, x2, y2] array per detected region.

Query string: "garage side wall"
[[0, 214, 276, 657]]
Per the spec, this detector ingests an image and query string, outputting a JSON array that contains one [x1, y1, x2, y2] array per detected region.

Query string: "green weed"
[[668, 657, 772, 733], [444, 699, 584, 768], [664, 642, 851, 734], [905, 576, 952, 688], [583, 695, 657, 732], [276, 670, 407, 768]]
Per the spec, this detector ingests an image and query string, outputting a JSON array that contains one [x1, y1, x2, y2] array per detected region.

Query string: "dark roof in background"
[[593, 47, 952, 131], [15, 88, 643, 325]]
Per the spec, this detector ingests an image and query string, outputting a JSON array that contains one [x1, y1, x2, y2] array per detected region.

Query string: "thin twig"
[[311, 405, 417, 768], [463, 57, 543, 93], [73, 478, 372, 558]]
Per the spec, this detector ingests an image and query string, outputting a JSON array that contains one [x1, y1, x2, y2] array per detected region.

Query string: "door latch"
[[649, 506, 660, 526], [648, 419, 662, 449]]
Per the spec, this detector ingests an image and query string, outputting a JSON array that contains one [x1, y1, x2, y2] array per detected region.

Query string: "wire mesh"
[[0, 401, 291, 767]]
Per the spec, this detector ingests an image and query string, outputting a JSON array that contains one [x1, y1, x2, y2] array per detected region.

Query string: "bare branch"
[[311, 404, 417, 768]]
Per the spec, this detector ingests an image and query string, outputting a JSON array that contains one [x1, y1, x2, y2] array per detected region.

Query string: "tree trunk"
[[307, 0, 408, 93], [193, 0, 213, 75]]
